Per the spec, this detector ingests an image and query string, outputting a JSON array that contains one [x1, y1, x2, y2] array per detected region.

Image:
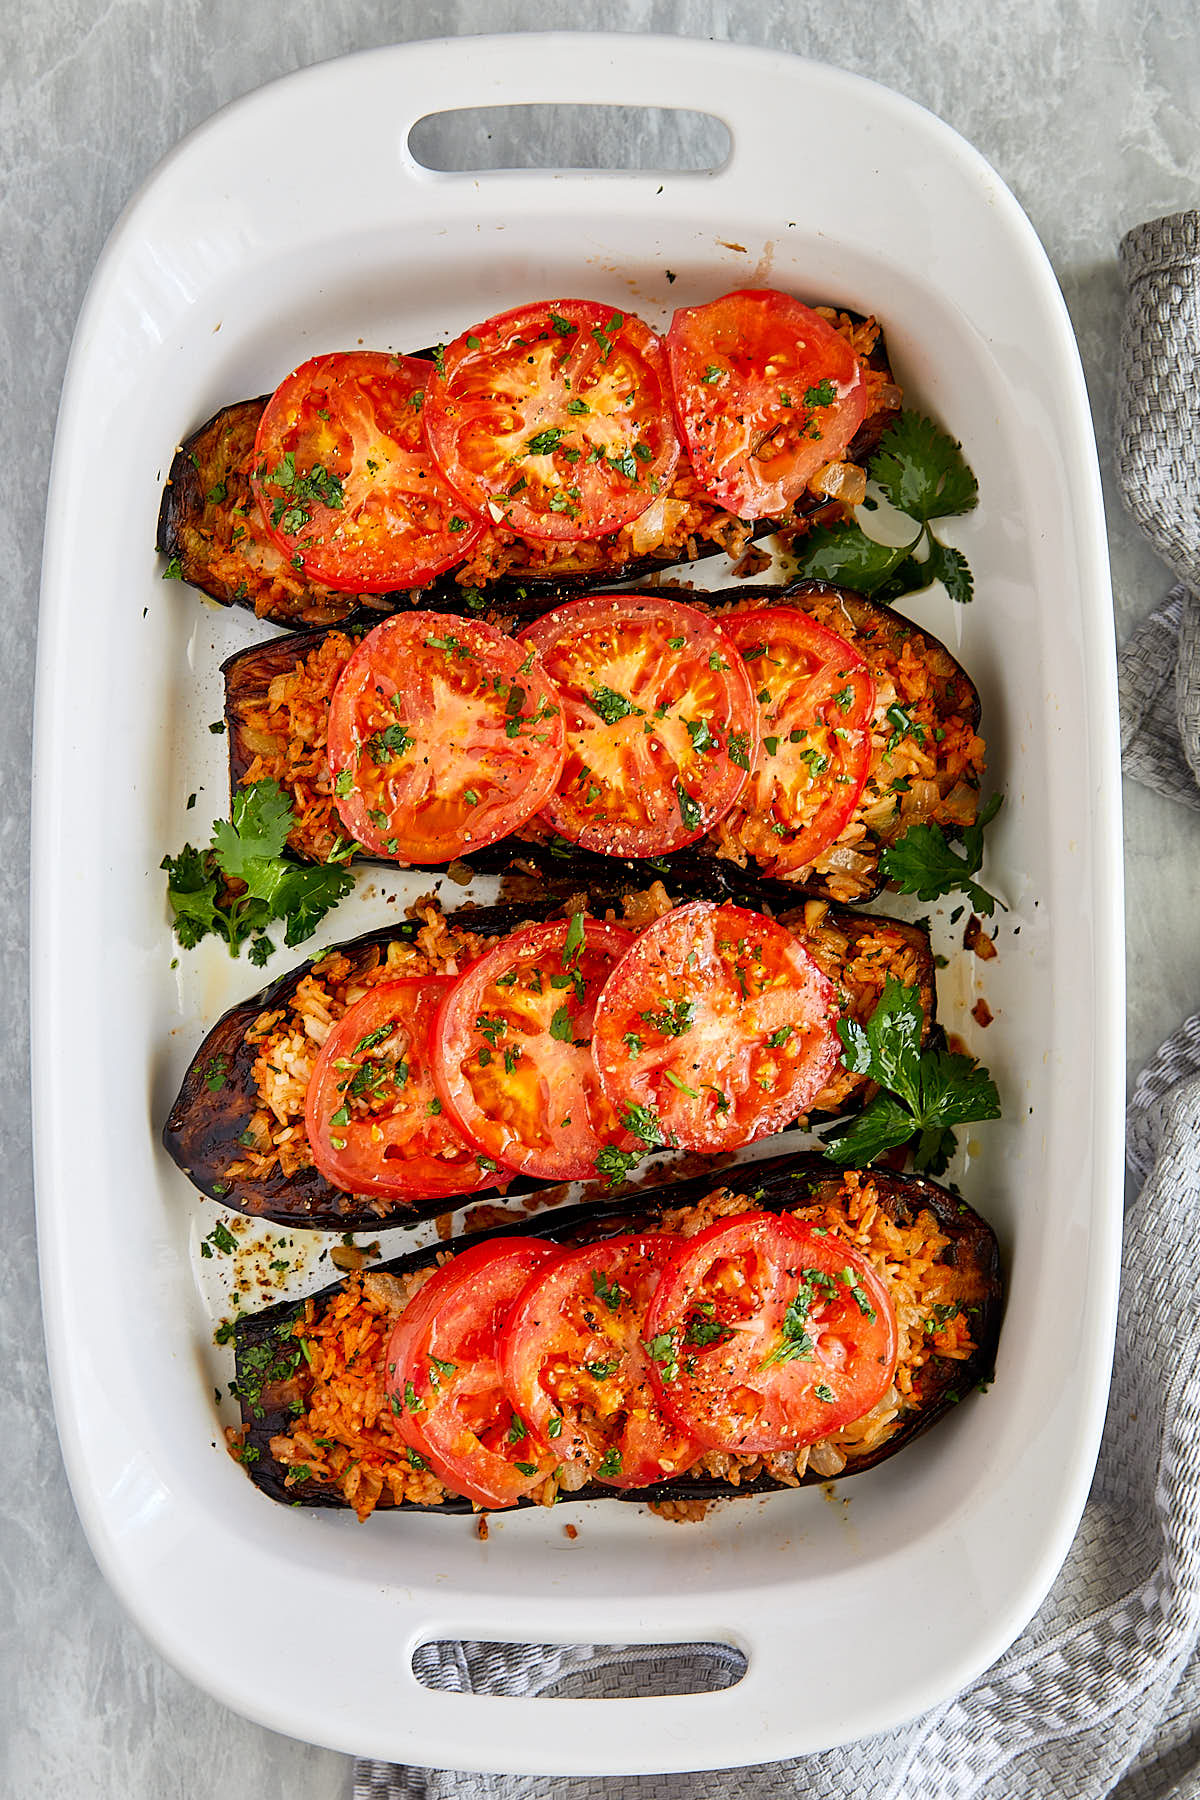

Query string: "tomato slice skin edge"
[[499, 1233, 703, 1488], [251, 350, 484, 592], [385, 1237, 563, 1509], [304, 977, 494, 1202], [431, 917, 637, 1182], [642, 1212, 899, 1456]]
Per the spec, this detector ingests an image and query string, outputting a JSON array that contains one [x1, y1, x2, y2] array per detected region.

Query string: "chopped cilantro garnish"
[[726, 730, 751, 771], [620, 1103, 667, 1147], [639, 997, 695, 1038], [594, 1145, 640, 1187], [879, 793, 1004, 915], [822, 974, 1001, 1171], [676, 783, 702, 832], [162, 780, 354, 960], [589, 684, 641, 724], [549, 1004, 575, 1043], [791, 411, 978, 604], [591, 1269, 625, 1312]]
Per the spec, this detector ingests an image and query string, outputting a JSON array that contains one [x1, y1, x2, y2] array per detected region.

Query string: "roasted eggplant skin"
[[156, 322, 898, 632], [162, 893, 938, 1232], [232, 1151, 1003, 1513], [222, 578, 984, 907]]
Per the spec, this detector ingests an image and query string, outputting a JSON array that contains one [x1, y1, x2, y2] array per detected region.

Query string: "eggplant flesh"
[[156, 320, 898, 632], [222, 578, 984, 908], [162, 892, 937, 1231], [232, 1151, 1003, 1513]]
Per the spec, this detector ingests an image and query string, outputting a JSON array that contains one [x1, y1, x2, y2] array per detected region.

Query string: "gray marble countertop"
[[4, 4, 1200, 1795]]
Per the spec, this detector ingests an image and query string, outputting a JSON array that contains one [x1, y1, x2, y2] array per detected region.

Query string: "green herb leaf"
[[869, 413, 979, 522], [163, 780, 354, 959], [922, 536, 974, 605], [638, 997, 695, 1038], [821, 974, 1001, 1169], [594, 1145, 640, 1187], [591, 1269, 625, 1312], [619, 1103, 667, 1148], [549, 1004, 575, 1043], [878, 792, 1003, 914], [676, 783, 702, 832], [791, 522, 921, 595], [589, 684, 640, 724]]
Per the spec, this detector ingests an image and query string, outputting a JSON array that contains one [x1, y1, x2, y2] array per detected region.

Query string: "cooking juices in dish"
[[229, 1157, 1002, 1520], [157, 290, 901, 629]]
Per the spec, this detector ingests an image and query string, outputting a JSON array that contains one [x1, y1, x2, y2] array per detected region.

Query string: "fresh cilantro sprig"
[[162, 779, 355, 963], [880, 793, 1004, 916], [793, 411, 978, 604], [822, 976, 1001, 1174]]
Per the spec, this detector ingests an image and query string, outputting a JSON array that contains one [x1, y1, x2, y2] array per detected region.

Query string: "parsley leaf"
[[791, 409, 978, 604], [822, 975, 1000, 1171], [594, 1145, 640, 1187], [879, 793, 1003, 915], [791, 522, 920, 596], [922, 537, 974, 605], [589, 684, 640, 724], [162, 779, 355, 959], [869, 413, 979, 522], [620, 1103, 667, 1147]]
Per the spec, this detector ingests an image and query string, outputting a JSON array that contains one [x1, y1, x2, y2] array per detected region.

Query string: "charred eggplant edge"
[[232, 1150, 1003, 1512], [221, 577, 984, 907], [162, 893, 938, 1232]]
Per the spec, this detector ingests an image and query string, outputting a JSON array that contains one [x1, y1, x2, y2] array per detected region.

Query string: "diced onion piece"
[[810, 460, 867, 505], [625, 495, 692, 558]]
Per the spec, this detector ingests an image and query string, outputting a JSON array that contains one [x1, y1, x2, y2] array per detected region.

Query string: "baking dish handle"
[[382, 1628, 799, 1776], [389, 30, 834, 189]]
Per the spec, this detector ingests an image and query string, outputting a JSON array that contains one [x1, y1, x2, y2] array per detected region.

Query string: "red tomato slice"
[[591, 901, 840, 1154], [250, 351, 483, 591], [720, 607, 875, 871], [304, 979, 495, 1201], [421, 300, 680, 541], [385, 1238, 562, 1509], [517, 594, 758, 856], [432, 918, 636, 1182], [666, 290, 867, 518], [500, 1234, 702, 1488], [643, 1212, 898, 1455], [327, 612, 565, 862]]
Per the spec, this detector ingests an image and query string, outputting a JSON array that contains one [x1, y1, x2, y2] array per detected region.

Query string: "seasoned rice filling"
[[252, 1171, 981, 1521], [230, 588, 984, 896], [225, 891, 926, 1196], [175, 313, 897, 627]]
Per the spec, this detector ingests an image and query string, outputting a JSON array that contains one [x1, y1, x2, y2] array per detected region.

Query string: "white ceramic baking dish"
[[31, 33, 1123, 1775]]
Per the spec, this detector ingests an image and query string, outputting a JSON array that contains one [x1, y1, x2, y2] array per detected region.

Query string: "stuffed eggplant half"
[[157, 294, 900, 631], [222, 579, 985, 907], [164, 887, 937, 1231], [229, 1152, 1002, 1520]]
